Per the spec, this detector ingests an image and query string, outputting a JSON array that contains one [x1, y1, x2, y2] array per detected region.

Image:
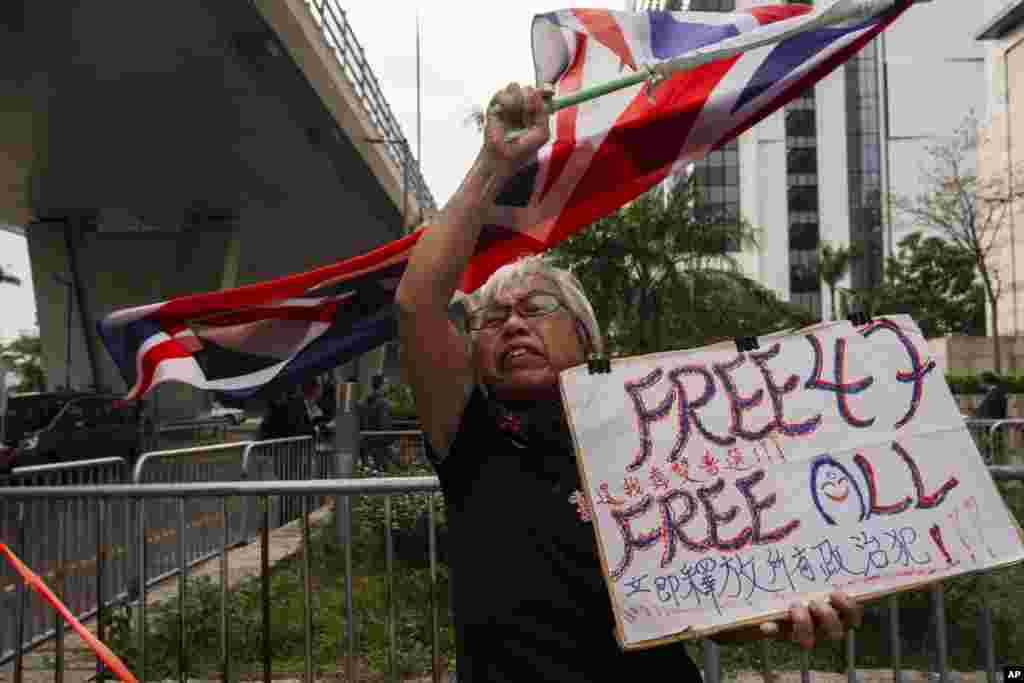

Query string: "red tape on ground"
[[0, 543, 138, 683]]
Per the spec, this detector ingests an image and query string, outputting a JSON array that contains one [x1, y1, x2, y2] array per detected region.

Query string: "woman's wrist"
[[467, 149, 516, 199]]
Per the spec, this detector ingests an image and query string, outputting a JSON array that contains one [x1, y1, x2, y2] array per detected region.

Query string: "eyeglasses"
[[467, 290, 565, 331]]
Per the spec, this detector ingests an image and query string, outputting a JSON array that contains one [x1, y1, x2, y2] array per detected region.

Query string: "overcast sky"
[[0, 1, 566, 343]]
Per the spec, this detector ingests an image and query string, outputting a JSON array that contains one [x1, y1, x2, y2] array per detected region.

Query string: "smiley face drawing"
[[810, 455, 867, 526]]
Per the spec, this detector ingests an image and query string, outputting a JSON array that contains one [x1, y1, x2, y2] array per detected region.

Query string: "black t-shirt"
[[427, 386, 701, 682]]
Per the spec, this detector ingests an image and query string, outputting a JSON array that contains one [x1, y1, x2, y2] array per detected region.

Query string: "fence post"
[[334, 379, 360, 547]]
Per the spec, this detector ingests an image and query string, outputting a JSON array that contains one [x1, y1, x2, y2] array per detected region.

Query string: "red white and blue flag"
[[99, 1, 913, 401]]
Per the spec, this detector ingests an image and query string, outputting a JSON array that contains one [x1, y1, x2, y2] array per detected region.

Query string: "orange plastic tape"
[[0, 543, 138, 683]]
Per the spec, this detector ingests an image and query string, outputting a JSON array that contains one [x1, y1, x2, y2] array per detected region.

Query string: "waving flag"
[[99, 1, 914, 401]]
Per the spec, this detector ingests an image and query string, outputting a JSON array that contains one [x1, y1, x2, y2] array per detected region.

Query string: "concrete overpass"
[[0, 1, 434, 418]]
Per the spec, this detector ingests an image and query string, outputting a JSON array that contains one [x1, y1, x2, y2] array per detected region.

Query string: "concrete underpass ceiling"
[[1, 1, 406, 285]]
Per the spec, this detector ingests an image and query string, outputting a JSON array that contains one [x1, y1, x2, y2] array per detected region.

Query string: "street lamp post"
[[52, 273, 73, 391]]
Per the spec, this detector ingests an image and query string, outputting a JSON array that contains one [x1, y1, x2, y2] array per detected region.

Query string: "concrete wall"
[[736, 126, 762, 286], [9, 0, 423, 425], [0, 4, 45, 228], [752, 111, 789, 299], [979, 21, 1024, 340], [27, 219, 237, 422], [26, 223, 90, 393], [816, 70, 852, 319], [927, 334, 1024, 375]]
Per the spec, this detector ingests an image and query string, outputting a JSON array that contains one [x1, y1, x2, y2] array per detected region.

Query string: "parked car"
[[2, 392, 143, 470], [201, 402, 246, 426]]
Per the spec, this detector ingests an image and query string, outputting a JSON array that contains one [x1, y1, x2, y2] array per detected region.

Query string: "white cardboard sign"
[[559, 316, 1024, 651]]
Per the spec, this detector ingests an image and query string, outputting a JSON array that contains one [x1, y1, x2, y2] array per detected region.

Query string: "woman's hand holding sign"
[[713, 591, 863, 648]]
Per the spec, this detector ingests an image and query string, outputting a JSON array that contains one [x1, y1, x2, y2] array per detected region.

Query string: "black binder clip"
[[848, 311, 872, 327], [735, 336, 759, 352], [587, 353, 611, 375]]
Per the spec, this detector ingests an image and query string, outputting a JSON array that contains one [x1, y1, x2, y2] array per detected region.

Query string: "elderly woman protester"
[[395, 83, 862, 682]]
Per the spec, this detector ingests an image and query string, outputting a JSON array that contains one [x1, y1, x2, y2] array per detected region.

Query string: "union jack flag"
[[98, 1, 913, 402]]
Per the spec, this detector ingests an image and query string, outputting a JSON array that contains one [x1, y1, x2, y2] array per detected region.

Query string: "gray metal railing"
[[145, 418, 232, 452], [964, 418, 1024, 464], [2, 477, 443, 683], [0, 437, 330, 669], [4, 465, 1022, 683], [1, 457, 130, 678], [359, 429, 427, 470], [300, 0, 436, 213]]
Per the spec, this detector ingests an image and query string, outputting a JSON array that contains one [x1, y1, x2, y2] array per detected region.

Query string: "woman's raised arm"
[[395, 83, 551, 458]]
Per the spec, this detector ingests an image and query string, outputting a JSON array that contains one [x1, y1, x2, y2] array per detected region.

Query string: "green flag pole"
[[499, 0, 900, 142]]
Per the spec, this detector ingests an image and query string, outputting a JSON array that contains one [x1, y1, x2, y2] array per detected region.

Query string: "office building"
[[626, 0, 992, 319]]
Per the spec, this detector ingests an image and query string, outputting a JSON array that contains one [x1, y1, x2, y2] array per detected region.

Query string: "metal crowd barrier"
[[3, 467, 1023, 683], [0, 436, 329, 669], [144, 417, 233, 452], [0, 458, 130, 673], [359, 429, 427, 469], [243, 435, 337, 526], [964, 418, 1024, 464]]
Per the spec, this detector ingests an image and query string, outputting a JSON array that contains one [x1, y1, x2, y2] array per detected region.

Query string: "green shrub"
[[945, 373, 1024, 395]]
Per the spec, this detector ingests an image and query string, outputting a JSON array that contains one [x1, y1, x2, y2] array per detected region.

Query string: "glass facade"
[[845, 42, 884, 289], [786, 89, 823, 319], [691, 143, 741, 251]]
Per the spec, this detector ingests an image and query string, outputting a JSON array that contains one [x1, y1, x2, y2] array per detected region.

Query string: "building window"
[[785, 109, 816, 138], [789, 219, 819, 251], [692, 141, 741, 252], [787, 147, 818, 175], [787, 185, 819, 212], [789, 249, 819, 293]]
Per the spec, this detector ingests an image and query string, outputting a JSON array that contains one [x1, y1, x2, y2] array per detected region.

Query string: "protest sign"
[[559, 315, 1024, 651]]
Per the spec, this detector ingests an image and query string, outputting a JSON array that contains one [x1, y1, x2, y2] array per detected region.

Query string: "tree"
[[0, 332, 45, 393], [817, 242, 861, 321], [852, 232, 985, 338], [894, 116, 1021, 372], [0, 265, 20, 287], [548, 177, 814, 356]]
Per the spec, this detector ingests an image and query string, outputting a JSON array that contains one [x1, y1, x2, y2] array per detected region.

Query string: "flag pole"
[[500, 0, 902, 141]]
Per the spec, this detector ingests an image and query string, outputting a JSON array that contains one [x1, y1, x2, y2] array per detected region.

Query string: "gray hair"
[[454, 255, 604, 355]]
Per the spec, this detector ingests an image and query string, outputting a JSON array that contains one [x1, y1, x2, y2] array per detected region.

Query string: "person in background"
[[302, 378, 325, 425], [318, 373, 337, 422], [975, 371, 1009, 463], [259, 391, 292, 440], [975, 372, 1008, 421], [359, 374, 394, 469]]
